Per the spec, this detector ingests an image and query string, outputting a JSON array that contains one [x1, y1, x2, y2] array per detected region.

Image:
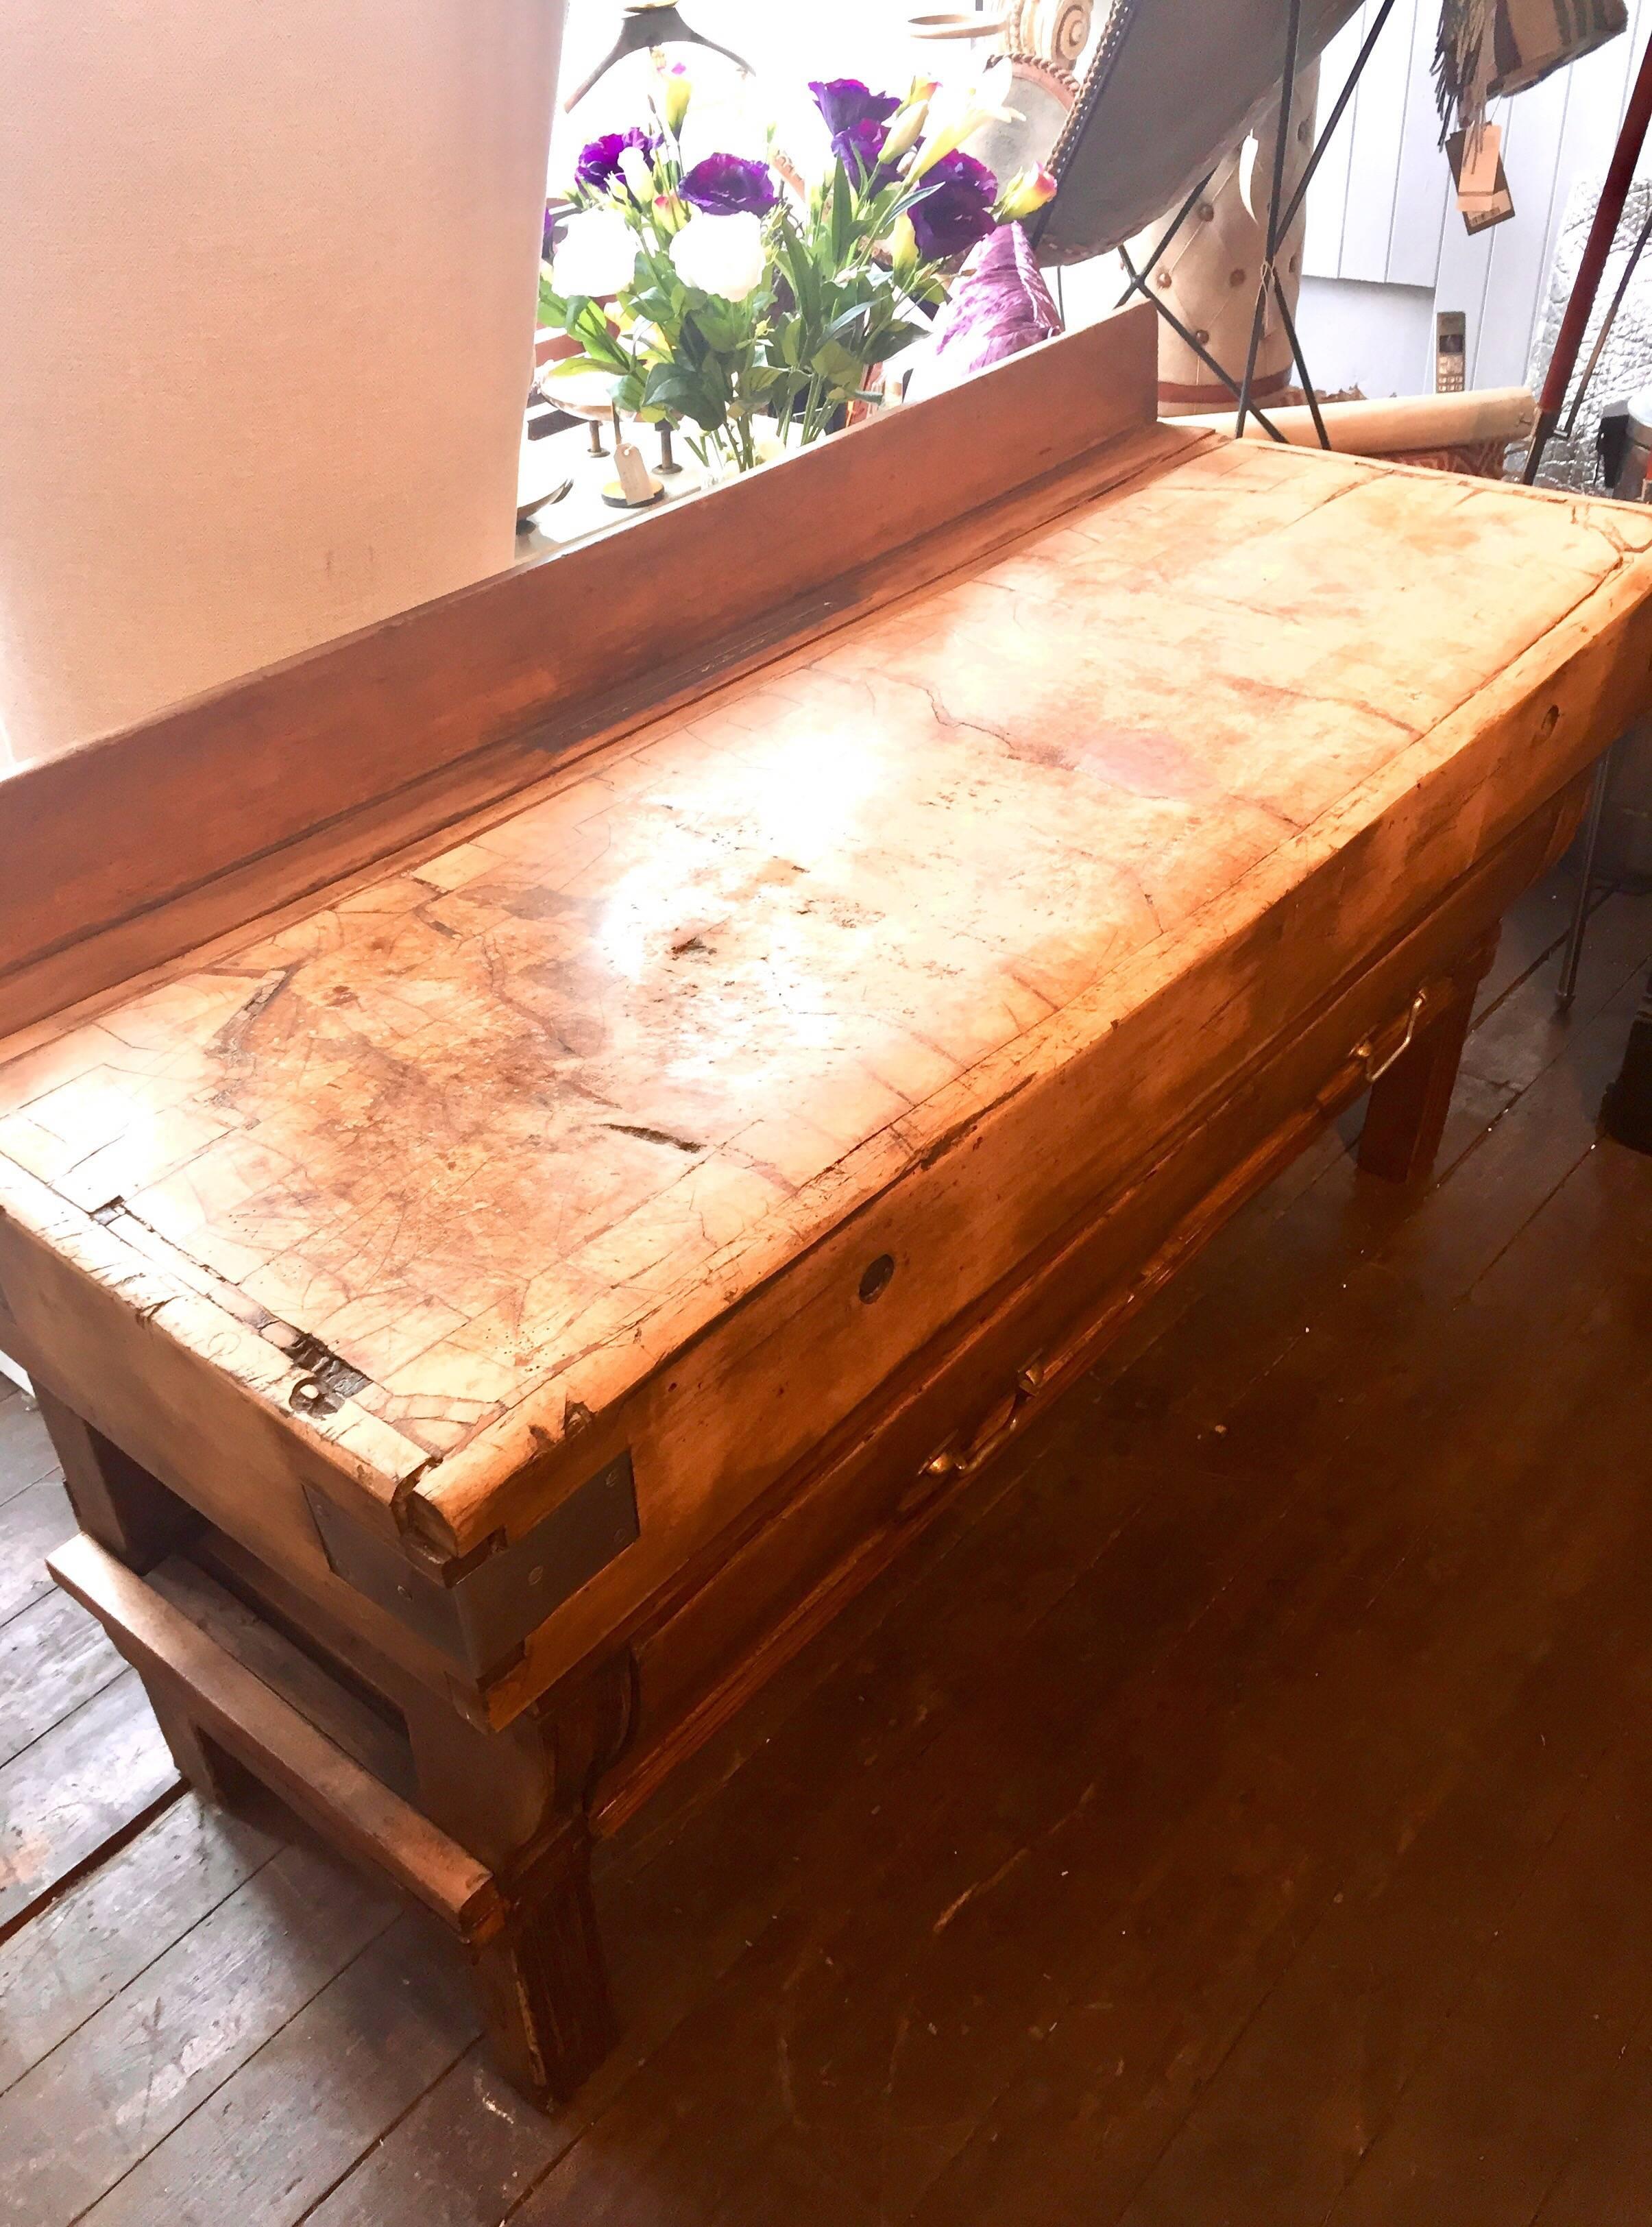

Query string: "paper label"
[[1447, 125, 1515, 234]]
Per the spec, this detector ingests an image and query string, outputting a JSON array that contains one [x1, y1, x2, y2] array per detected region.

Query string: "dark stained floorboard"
[[1324, 1726, 1652, 2227], [1533, 2013, 1652, 2225], [1, 865, 1651, 2226]]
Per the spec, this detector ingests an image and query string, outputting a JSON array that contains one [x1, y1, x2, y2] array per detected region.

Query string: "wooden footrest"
[[47, 1531, 503, 1945]]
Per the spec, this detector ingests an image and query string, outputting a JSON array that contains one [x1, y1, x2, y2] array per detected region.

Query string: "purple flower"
[[576, 127, 661, 196], [808, 78, 901, 141], [680, 152, 778, 218], [909, 150, 999, 260], [833, 117, 895, 187], [542, 200, 558, 259]]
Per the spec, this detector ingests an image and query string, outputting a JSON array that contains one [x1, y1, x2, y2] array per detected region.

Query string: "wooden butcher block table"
[[4, 309, 1651, 2104]]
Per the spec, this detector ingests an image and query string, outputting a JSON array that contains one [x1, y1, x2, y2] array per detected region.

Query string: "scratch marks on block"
[[603, 1124, 706, 1156]]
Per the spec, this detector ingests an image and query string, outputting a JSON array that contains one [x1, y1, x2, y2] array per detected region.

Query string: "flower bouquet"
[[539, 67, 1056, 474]]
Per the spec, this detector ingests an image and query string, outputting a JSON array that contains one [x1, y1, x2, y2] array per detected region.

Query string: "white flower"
[[881, 91, 934, 167], [617, 144, 656, 201], [552, 208, 637, 299], [669, 211, 766, 303], [909, 79, 1023, 177]]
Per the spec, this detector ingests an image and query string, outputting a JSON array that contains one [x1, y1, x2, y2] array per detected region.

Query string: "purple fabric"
[[925, 224, 1062, 383]]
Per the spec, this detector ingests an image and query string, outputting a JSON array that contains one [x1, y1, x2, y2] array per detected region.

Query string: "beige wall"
[[0, 0, 564, 765]]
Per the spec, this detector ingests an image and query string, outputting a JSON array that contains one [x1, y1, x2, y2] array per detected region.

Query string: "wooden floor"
[[4, 856, 1652, 2227]]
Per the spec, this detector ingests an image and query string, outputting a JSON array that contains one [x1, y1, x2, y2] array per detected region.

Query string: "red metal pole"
[[1523, 27, 1652, 483]]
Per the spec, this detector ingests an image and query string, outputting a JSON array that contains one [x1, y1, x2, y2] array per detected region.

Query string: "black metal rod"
[[1276, 0, 1398, 243], [1232, 269, 1275, 442], [1563, 197, 1652, 438], [1116, 245, 1289, 441], [1113, 169, 1218, 313], [1557, 744, 1617, 1009], [1237, 0, 1304, 436], [1272, 273, 1333, 448], [1525, 30, 1652, 484]]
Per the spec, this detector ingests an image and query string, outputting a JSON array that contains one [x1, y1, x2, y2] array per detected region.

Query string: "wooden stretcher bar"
[[47, 1530, 502, 1942]]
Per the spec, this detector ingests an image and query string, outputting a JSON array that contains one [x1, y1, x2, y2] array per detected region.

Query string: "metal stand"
[[1562, 198, 1652, 440], [1235, 0, 1309, 437], [561, 3, 753, 115], [1523, 28, 1652, 484], [1556, 743, 1618, 1009], [1115, 0, 1398, 448]]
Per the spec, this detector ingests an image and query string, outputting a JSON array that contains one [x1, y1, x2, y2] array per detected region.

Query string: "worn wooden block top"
[[2, 426, 1650, 1582]]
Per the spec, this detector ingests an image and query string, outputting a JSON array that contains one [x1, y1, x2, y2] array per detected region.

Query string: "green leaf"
[[824, 300, 875, 345], [642, 363, 698, 407], [691, 300, 743, 352], [642, 361, 726, 432], [830, 157, 854, 269], [877, 320, 929, 359], [810, 339, 863, 387], [559, 296, 629, 370]]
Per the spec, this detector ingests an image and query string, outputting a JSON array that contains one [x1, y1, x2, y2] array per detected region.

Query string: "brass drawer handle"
[[1355, 987, 1428, 1086], [920, 1357, 1049, 1485]]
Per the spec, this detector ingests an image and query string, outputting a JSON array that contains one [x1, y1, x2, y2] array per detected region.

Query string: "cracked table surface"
[[1, 433, 1646, 1510]]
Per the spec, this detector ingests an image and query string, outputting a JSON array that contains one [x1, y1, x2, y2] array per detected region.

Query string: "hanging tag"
[[1447, 124, 1515, 234], [600, 413, 665, 510]]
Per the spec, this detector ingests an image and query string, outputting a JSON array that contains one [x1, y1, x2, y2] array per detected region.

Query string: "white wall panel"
[[1470, 68, 1575, 383], [1385, 0, 1454, 285], [1303, 0, 1652, 392], [1304, 3, 1372, 275], [1339, 0, 1427, 278], [1296, 272, 1437, 389]]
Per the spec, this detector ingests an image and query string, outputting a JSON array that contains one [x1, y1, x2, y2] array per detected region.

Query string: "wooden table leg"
[[35, 1388, 230, 1798], [37, 1385, 633, 2106], [215, 1532, 637, 2104], [35, 1385, 200, 1568], [469, 1821, 618, 2104], [1358, 928, 1501, 1185], [400, 1657, 634, 2105]]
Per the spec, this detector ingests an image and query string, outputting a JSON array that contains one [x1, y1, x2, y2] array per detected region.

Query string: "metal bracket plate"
[[304, 1451, 639, 1681]]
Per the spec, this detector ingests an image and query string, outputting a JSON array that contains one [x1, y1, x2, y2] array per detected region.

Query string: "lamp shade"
[[1038, 0, 1363, 259]]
